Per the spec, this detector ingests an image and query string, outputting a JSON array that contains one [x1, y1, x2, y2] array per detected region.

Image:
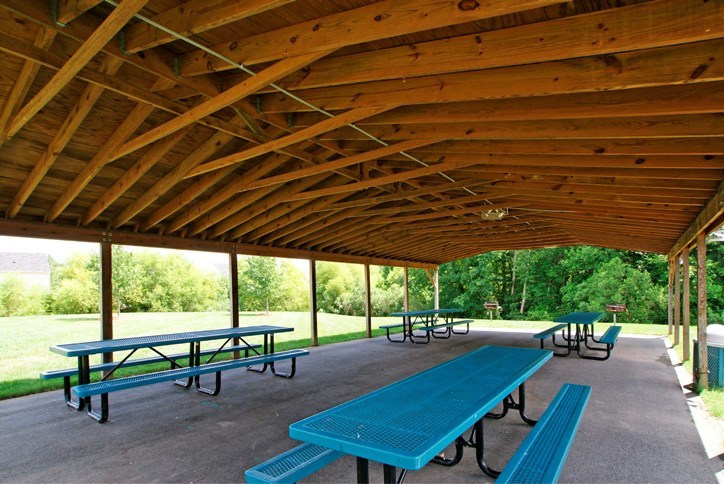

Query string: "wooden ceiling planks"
[[0, 0, 721, 267]]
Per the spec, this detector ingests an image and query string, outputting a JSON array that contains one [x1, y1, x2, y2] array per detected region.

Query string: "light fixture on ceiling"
[[481, 207, 508, 221]]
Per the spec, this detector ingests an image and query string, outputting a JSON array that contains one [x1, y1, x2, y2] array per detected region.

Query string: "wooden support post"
[[364, 264, 372, 338], [403, 266, 409, 312], [696, 234, 708, 389], [309, 259, 318, 347], [674, 254, 681, 346], [682, 246, 690, 361], [99, 241, 113, 369], [434, 267, 439, 310], [668, 257, 674, 335], [229, 251, 239, 358]]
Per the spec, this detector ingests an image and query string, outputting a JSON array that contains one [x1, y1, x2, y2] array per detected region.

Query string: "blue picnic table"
[[384, 308, 470, 343], [552, 311, 621, 360], [289, 345, 553, 482], [50, 325, 297, 422]]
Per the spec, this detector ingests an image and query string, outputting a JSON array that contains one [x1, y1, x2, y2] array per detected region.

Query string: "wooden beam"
[[272, 0, 724, 91], [286, 160, 479, 202], [364, 263, 372, 338], [683, 246, 691, 361], [309, 259, 318, 346], [99, 240, 113, 366], [111, 117, 242, 228], [398, 138, 724, 156], [696, 233, 708, 388], [56, 0, 103, 25], [0, 27, 57, 142], [46, 100, 157, 222], [294, 82, 724, 128], [113, 50, 332, 161], [234, 139, 439, 190], [81, 122, 195, 226], [0, 218, 436, 268], [324, 114, 724, 141], [8, 56, 123, 218], [140, 167, 237, 231], [123, 0, 294, 52], [668, 257, 674, 334], [189, 106, 394, 177], [668, 181, 724, 256], [229, 251, 239, 358], [178, 0, 560, 76], [260, 39, 724, 112], [6, 0, 148, 138]]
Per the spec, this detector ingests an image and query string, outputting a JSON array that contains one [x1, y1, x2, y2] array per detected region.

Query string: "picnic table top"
[[553, 312, 605, 325], [389, 308, 462, 317], [50, 325, 293, 357], [289, 345, 552, 470]]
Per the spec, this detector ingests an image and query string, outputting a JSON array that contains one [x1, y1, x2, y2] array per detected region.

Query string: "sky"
[[0, 235, 310, 274], [0, 235, 230, 273]]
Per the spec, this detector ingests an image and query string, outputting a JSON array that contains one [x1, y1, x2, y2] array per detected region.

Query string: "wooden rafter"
[[5, 0, 148, 139], [177, 0, 561, 76], [123, 0, 294, 53], [55, 0, 103, 25], [8, 56, 123, 218]]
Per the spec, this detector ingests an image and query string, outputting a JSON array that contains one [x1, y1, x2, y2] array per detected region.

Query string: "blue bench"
[[71, 349, 308, 423], [588, 325, 622, 361], [41, 344, 260, 406], [497, 383, 591, 483], [419, 319, 473, 338], [245, 443, 343, 483], [532, 323, 568, 350], [379, 323, 407, 343]]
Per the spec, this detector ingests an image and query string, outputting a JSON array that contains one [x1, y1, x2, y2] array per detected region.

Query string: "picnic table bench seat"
[[600, 325, 621, 346], [245, 443, 343, 483], [533, 324, 568, 351], [71, 349, 308, 423], [41, 344, 261, 405], [419, 319, 473, 338], [496, 383, 591, 484]]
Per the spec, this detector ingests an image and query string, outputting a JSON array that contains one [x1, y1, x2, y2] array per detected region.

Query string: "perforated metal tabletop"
[[289, 345, 552, 470], [389, 308, 461, 318], [50, 325, 293, 356], [553, 312, 604, 326]]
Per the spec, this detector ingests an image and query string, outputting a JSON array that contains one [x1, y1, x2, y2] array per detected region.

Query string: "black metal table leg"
[[474, 418, 500, 478], [66, 355, 87, 410], [356, 457, 369, 483], [173, 342, 194, 388], [248, 334, 269, 373]]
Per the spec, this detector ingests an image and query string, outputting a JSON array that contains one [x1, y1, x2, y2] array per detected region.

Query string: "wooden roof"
[[0, 0, 722, 268]]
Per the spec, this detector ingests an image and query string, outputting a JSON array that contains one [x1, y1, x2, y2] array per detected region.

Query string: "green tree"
[[239, 256, 281, 313], [562, 257, 665, 323], [0, 274, 47, 316], [51, 253, 99, 314]]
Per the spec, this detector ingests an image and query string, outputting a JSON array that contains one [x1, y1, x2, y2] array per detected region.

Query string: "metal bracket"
[[254, 96, 263, 115], [118, 29, 132, 56], [286, 113, 294, 128], [172, 57, 184, 79], [50, 0, 68, 27], [101, 231, 112, 244]]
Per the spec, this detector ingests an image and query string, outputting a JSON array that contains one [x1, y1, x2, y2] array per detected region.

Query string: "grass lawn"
[[1, 312, 668, 400]]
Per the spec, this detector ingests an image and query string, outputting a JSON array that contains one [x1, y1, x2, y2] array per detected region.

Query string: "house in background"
[[0, 253, 50, 289]]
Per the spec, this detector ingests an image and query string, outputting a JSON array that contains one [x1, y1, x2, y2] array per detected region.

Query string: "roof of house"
[[0, 0, 721, 267], [0, 253, 50, 273]]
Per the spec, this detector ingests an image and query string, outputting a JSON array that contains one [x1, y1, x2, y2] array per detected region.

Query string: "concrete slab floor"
[[0, 329, 721, 483]]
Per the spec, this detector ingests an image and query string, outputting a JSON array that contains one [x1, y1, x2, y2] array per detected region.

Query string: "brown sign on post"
[[605, 304, 627, 324], [484, 302, 500, 320]]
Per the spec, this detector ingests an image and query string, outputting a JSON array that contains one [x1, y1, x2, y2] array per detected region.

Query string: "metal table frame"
[[552, 312, 607, 359], [290, 345, 553, 483], [50, 325, 293, 420], [388, 308, 462, 344]]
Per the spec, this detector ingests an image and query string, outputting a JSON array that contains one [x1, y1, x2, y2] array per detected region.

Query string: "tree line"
[[0, 242, 721, 324]]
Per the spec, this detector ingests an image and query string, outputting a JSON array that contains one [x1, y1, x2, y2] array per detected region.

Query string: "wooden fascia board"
[[177, 0, 561, 76], [668, 180, 724, 257], [0, 219, 437, 269]]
